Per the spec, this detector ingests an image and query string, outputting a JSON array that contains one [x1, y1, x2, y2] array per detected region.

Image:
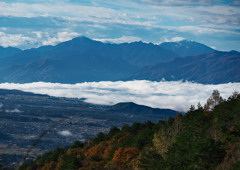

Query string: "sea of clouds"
[[0, 80, 239, 112]]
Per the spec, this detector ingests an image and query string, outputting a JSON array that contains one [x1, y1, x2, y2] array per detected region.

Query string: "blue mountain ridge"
[[124, 50, 240, 84], [0, 36, 238, 84]]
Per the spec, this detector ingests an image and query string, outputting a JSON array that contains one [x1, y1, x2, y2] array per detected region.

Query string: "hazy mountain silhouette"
[[109, 102, 178, 115], [124, 51, 240, 84], [0, 46, 22, 59], [0, 36, 179, 83], [0, 37, 238, 84]]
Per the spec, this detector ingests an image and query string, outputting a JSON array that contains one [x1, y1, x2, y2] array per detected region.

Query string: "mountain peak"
[[229, 50, 239, 54], [112, 102, 141, 109], [0, 46, 22, 58], [70, 36, 97, 43], [73, 36, 92, 41], [160, 40, 215, 57]]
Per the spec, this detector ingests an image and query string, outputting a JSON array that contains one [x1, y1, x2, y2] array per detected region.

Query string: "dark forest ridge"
[[19, 91, 240, 169]]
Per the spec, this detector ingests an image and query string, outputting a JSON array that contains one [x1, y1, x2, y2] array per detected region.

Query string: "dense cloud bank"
[[0, 80, 239, 112]]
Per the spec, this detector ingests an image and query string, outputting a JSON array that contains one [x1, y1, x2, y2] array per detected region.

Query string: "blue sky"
[[0, 0, 239, 51]]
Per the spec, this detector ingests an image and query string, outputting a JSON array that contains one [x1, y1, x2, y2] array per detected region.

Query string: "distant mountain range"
[[0, 36, 239, 84], [124, 51, 240, 84], [0, 37, 178, 83]]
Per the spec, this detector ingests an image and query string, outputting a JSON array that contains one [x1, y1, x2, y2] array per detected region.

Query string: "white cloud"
[[141, 0, 239, 7], [210, 46, 216, 49], [141, 0, 211, 6], [32, 31, 42, 38], [0, 0, 239, 51], [58, 130, 73, 137], [156, 25, 239, 35], [2, 0, 238, 31], [0, 31, 81, 48], [5, 109, 23, 113], [0, 1, 152, 27], [94, 36, 142, 44], [145, 3, 240, 31], [0, 1, 239, 31], [163, 36, 185, 42], [0, 31, 34, 47], [42, 32, 81, 46], [0, 81, 239, 112]]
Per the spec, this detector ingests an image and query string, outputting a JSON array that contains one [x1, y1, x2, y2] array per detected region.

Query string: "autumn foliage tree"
[[108, 147, 139, 169], [153, 113, 182, 157], [20, 90, 240, 170]]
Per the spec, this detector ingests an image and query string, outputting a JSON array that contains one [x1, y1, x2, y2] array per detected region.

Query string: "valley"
[[0, 89, 177, 166]]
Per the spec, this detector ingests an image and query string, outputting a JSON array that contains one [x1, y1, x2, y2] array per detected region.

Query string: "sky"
[[0, 80, 239, 112], [0, 0, 239, 51]]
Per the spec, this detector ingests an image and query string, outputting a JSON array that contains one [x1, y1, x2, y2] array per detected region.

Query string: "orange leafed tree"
[[102, 140, 112, 159], [111, 147, 140, 168], [66, 147, 84, 156], [85, 145, 106, 158], [84, 139, 113, 159]]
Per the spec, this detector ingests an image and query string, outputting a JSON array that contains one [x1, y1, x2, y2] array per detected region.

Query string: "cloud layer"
[[0, 80, 239, 112], [58, 130, 73, 137], [94, 36, 142, 44], [5, 109, 23, 113]]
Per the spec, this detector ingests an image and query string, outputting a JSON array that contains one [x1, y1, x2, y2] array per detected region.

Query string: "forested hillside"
[[20, 91, 240, 170]]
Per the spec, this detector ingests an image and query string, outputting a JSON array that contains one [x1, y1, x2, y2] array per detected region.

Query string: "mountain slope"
[[160, 40, 215, 57], [117, 41, 178, 67], [124, 51, 240, 84], [0, 46, 22, 58], [0, 36, 179, 83], [109, 102, 177, 116], [2, 55, 136, 83]]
